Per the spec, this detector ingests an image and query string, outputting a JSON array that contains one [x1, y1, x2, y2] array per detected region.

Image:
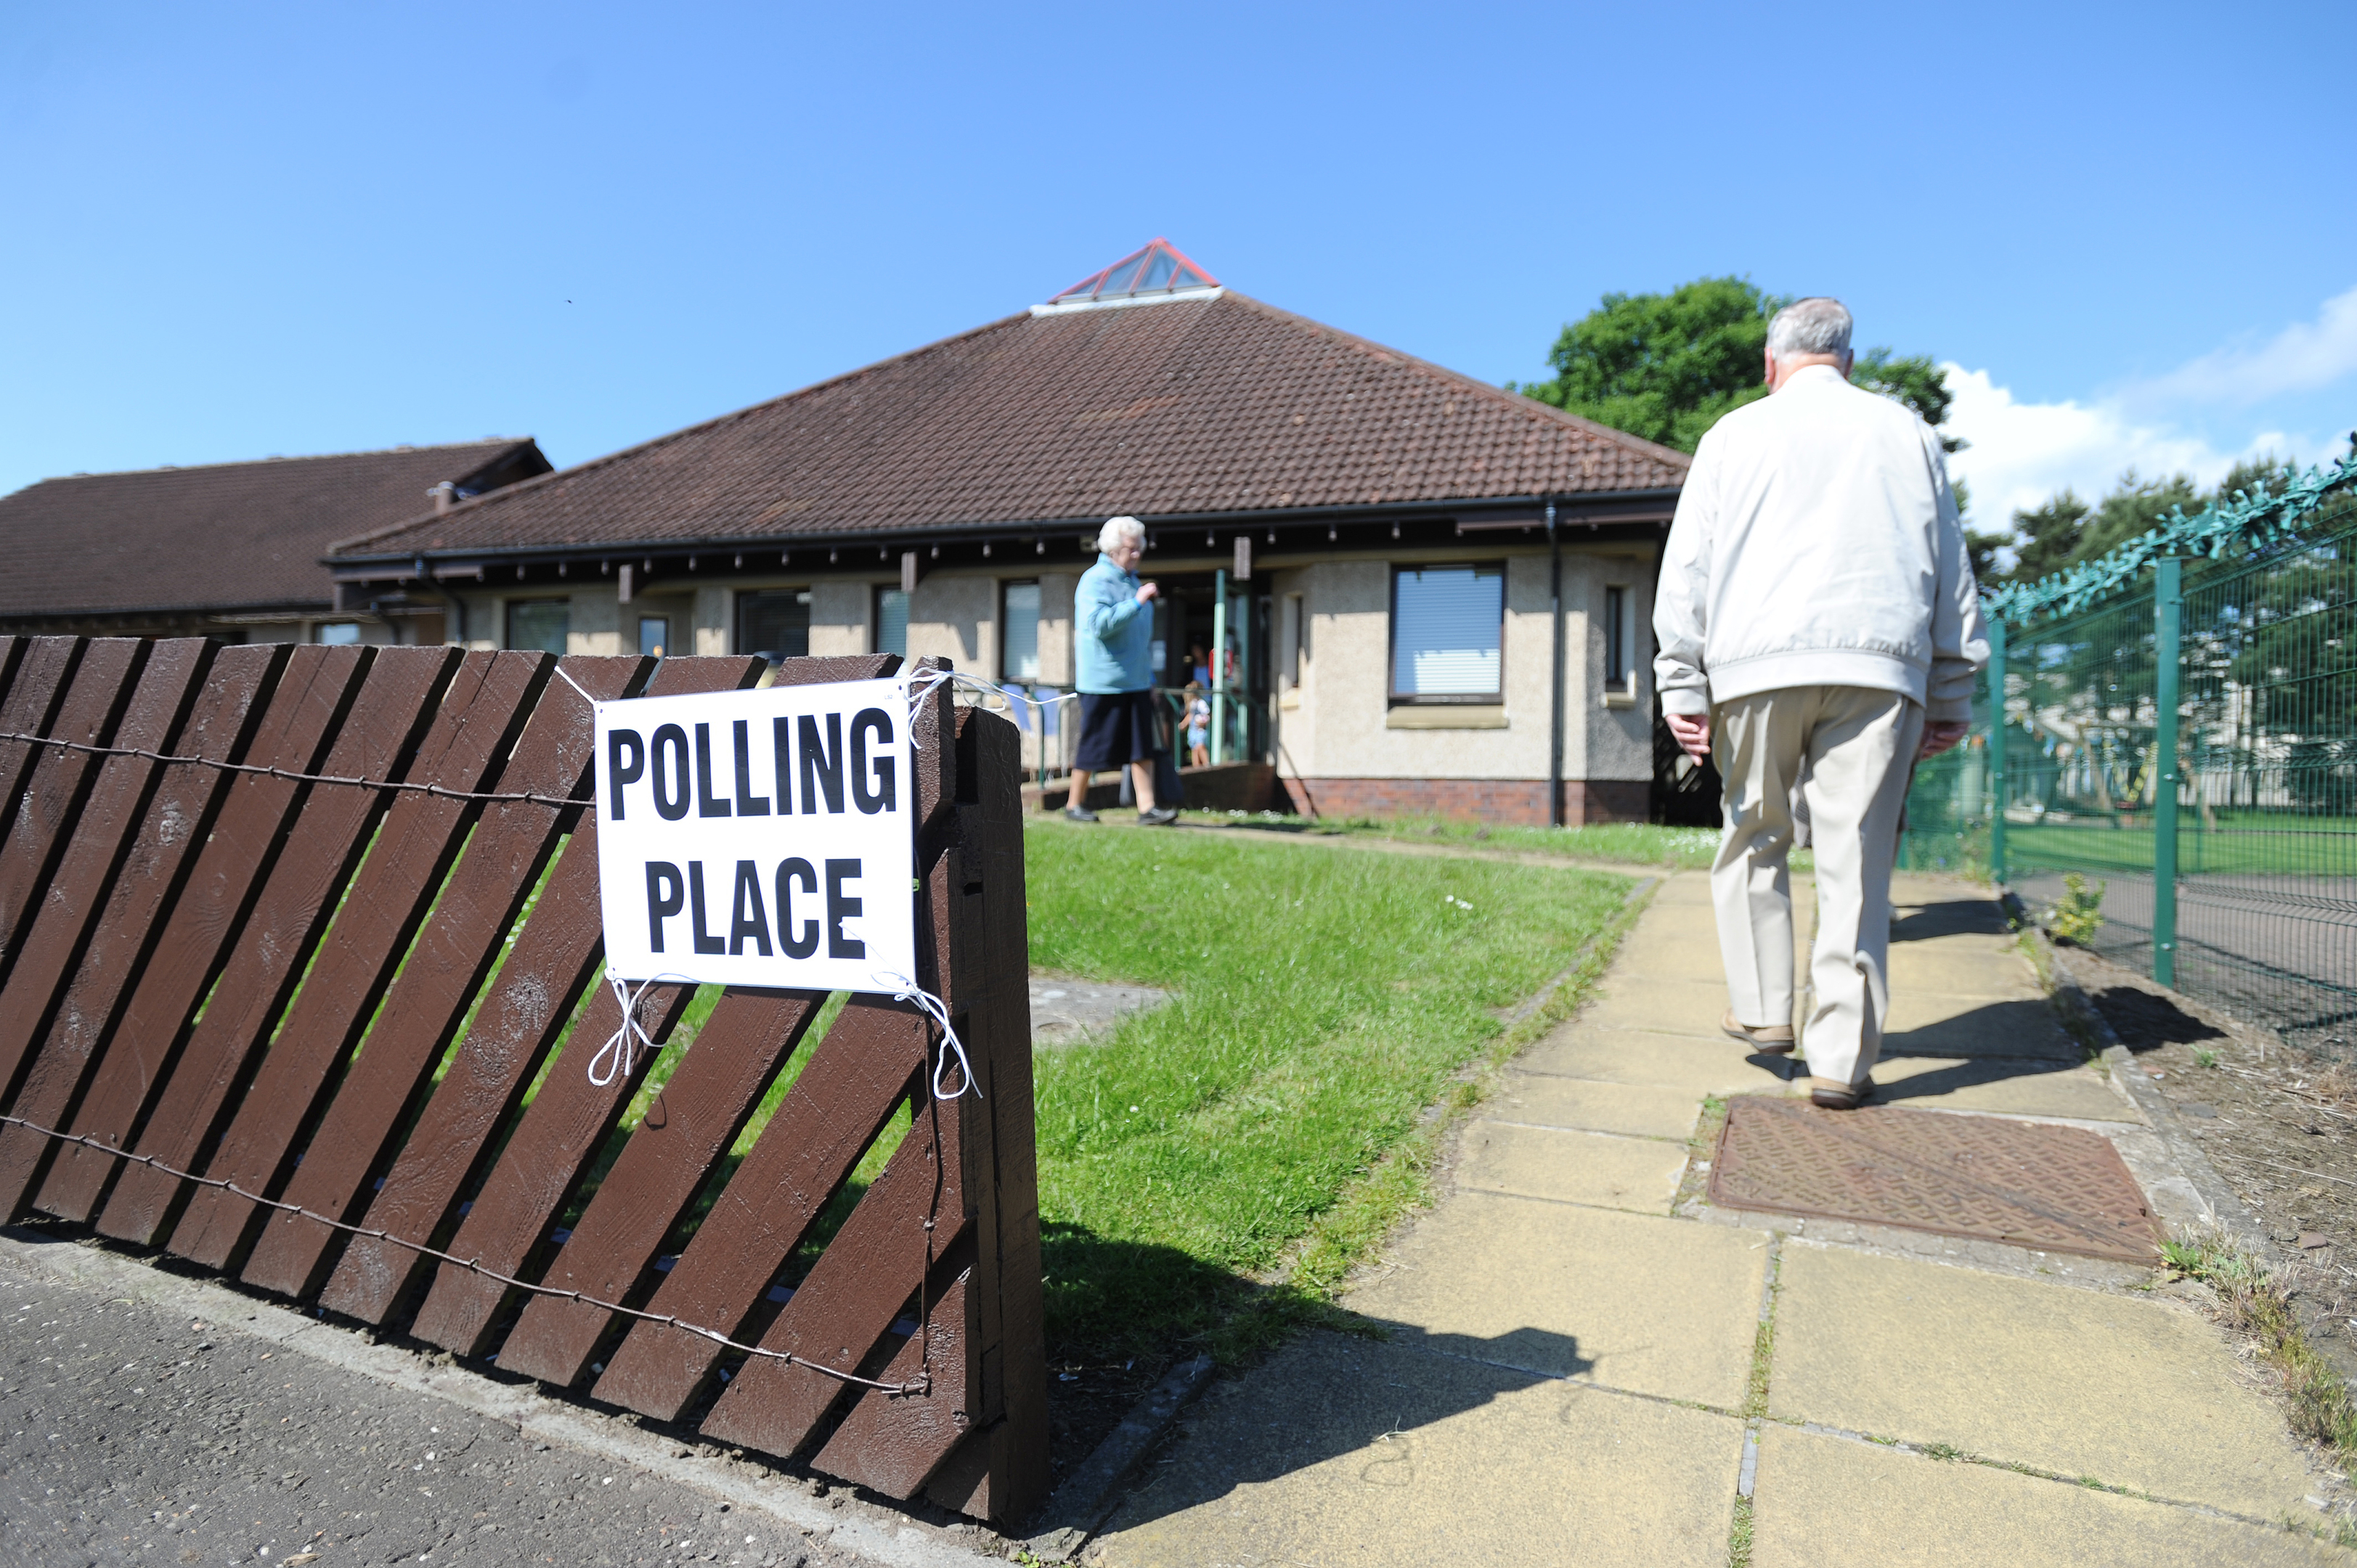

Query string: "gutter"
[[323, 491, 1688, 574], [1548, 498, 1565, 829]]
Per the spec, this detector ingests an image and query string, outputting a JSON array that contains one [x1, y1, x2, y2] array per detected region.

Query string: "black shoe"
[[1063, 804, 1099, 822], [1137, 806, 1179, 826]]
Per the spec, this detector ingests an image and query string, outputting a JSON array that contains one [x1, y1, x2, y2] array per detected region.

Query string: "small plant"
[[2162, 1230, 2357, 1460], [2044, 873, 2106, 946], [2194, 1047, 2219, 1069]]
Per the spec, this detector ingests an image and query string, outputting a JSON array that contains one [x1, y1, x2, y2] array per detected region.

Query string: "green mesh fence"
[[1905, 489, 2357, 1055]]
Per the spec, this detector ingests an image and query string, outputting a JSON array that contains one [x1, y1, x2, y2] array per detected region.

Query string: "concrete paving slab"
[[1871, 991, 2078, 1058], [1457, 1120, 1690, 1211], [1587, 976, 1760, 1038], [1770, 1244, 2318, 1517], [1491, 1074, 1706, 1140], [1884, 944, 2045, 998], [1868, 1053, 2133, 1121], [1091, 1332, 1745, 1568], [1348, 1192, 1768, 1406], [1750, 1426, 2345, 1567], [1521, 1027, 1796, 1100]]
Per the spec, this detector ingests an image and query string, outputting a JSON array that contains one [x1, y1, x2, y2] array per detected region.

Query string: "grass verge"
[[1025, 820, 1639, 1364], [2161, 1230, 2357, 1461], [1176, 809, 1741, 870]]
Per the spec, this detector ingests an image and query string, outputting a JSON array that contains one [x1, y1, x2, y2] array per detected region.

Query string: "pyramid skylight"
[[1035, 238, 1220, 314]]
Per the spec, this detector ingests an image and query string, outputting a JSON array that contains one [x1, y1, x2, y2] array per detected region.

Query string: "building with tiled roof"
[[330, 242, 1688, 824], [0, 438, 550, 645]]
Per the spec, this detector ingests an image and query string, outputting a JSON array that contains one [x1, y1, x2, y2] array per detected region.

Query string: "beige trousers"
[[1711, 686, 1924, 1090]]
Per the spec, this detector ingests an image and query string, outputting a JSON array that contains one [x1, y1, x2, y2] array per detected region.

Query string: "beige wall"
[[1268, 544, 1653, 785], [1036, 572, 1077, 685]]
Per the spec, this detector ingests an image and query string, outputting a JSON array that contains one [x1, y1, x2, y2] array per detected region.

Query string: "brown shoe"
[[1808, 1075, 1878, 1110], [1721, 1008, 1796, 1055]]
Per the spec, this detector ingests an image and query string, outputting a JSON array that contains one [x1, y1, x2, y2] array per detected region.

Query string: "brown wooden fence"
[[0, 635, 1047, 1523]]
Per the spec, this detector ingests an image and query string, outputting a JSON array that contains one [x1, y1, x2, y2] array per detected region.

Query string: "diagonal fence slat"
[[590, 1002, 931, 1421], [316, 653, 768, 1326], [699, 1090, 963, 1461], [109, 650, 548, 1251], [37, 644, 455, 1223], [0, 642, 290, 1217], [491, 989, 827, 1387], [237, 655, 651, 1299], [0, 640, 221, 1124], [0, 650, 1046, 1523], [0, 639, 149, 981]]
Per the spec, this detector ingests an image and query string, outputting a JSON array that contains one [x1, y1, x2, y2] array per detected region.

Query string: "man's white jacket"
[[1652, 364, 1990, 723]]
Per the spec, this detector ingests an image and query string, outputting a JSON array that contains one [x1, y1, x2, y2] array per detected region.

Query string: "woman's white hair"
[[1096, 515, 1147, 554], [1766, 297, 1853, 360]]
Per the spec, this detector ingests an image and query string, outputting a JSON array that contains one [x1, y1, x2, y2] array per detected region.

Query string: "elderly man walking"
[[1653, 298, 1988, 1108], [1066, 515, 1179, 827]]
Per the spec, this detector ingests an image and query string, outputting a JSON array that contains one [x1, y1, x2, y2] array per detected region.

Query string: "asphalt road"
[[0, 1235, 884, 1568]]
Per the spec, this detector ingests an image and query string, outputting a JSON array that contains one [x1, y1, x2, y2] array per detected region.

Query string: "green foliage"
[[1513, 277, 1966, 463], [1513, 276, 1784, 454], [2162, 1230, 2357, 1460], [2044, 872, 2106, 945]]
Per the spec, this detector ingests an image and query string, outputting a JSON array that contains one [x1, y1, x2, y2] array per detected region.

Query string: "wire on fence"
[[0, 1110, 929, 1397]]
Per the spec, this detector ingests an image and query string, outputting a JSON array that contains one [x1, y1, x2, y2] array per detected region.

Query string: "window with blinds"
[[1391, 565, 1503, 701], [1002, 581, 1041, 682], [875, 587, 909, 657]]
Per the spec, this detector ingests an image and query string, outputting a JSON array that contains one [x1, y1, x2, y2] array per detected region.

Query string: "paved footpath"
[[1087, 868, 2353, 1566]]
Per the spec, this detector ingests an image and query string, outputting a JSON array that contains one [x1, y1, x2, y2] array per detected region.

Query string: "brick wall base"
[[1279, 777, 1649, 828]]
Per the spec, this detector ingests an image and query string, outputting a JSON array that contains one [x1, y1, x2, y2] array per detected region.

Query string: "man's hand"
[[1136, 581, 1160, 604], [1919, 721, 1969, 759], [1666, 712, 1711, 762]]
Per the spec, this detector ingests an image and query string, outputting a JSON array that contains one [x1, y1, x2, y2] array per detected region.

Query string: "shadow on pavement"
[[1094, 1320, 1593, 1535], [1889, 895, 2013, 943]]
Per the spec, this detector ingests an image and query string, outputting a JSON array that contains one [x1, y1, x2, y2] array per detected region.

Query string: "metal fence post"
[[2152, 555, 2183, 987], [1210, 568, 1228, 766], [1987, 617, 2008, 883]]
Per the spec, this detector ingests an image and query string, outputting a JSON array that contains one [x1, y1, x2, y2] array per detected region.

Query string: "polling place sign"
[[593, 678, 916, 992]]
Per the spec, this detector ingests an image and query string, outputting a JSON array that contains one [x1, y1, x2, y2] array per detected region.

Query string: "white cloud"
[[1941, 365, 2259, 525], [1942, 285, 2357, 529], [2133, 284, 2357, 409]]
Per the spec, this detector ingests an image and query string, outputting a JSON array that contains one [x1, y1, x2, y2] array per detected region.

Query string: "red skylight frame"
[[1050, 237, 1220, 303]]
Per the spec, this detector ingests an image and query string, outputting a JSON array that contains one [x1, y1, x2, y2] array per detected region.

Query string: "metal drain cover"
[[1709, 1097, 2162, 1262]]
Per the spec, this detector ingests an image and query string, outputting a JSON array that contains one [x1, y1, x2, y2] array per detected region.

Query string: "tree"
[[1513, 277, 1784, 454], [1515, 277, 1968, 460], [1989, 460, 2297, 587]]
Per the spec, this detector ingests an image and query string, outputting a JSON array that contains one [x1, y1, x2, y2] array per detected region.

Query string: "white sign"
[[592, 679, 916, 992]]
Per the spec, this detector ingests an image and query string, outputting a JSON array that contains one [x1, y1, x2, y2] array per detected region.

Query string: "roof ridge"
[[33, 436, 534, 489], [1211, 291, 1690, 472], [329, 312, 1040, 556]]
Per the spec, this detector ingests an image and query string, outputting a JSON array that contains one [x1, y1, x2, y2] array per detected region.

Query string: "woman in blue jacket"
[[1066, 515, 1178, 825]]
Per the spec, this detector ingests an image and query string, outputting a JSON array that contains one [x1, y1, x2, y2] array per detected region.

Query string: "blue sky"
[[4, 1, 2351, 529]]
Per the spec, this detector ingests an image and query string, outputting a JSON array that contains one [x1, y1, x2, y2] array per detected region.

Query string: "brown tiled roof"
[[335, 293, 1685, 560], [0, 440, 549, 618]]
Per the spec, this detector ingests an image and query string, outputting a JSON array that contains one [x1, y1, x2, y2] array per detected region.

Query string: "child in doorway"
[[1184, 682, 1211, 768]]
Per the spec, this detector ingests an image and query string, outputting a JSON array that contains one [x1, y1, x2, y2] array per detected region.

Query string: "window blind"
[[1002, 581, 1041, 682], [1392, 566, 1502, 697]]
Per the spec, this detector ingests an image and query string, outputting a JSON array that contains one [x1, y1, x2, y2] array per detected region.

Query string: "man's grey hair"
[[1766, 297, 1853, 360], [1096, 515, 1146, 554]]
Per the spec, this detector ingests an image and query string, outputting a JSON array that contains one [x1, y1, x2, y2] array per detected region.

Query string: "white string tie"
[[586, 969, 696, 1087], [551, 663, 599, 707], [900, 668, 1077, 747], [874, 971, 980, 1101]]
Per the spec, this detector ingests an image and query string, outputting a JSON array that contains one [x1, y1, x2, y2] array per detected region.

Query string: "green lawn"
[[1179, 809, 1733, 870], [1025, 820, 1632, 1360], [2005, 818, 2357, 879]]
